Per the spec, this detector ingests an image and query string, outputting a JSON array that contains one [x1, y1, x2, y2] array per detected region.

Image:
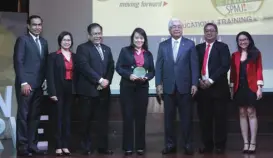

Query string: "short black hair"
[[57, 31, 74, 48], [87, 23, 103, 35], [27, 15, 43, 25], [204, 22, 218, 32], [130, 27, 148, 50]]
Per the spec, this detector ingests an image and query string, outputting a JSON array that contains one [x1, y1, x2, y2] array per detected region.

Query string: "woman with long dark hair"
[[230, 31, 264, 154], [116, 27, 155, 156]]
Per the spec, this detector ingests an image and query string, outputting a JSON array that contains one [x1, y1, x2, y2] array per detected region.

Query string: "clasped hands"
[[129, 74, 148, 82], [199, 79, 212, 89], [97, 78, 109, 90]]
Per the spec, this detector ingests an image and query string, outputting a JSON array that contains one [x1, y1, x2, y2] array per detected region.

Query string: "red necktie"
[[202, 44, 211, 75]]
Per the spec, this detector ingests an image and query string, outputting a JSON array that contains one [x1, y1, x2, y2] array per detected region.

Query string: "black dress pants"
[[120, 85, 149, 151], [52, 80, 73, 149]]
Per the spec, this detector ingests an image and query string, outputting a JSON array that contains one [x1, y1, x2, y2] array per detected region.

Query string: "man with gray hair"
[[155, 18, 199, 155]]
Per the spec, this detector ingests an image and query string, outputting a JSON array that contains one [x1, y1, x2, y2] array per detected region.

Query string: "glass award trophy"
[[133, 67, 146, 78]]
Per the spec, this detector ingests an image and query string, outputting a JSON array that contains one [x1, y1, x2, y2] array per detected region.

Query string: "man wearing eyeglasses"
[[195, 23, 231, 154], [74, 23, 114, 155], [155, 18, 199, 155]]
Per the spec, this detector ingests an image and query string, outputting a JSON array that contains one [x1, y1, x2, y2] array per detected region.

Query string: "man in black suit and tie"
[[13, 15, 48, 156], [75, 23, 114, 155], [195, 23, 231, 154]]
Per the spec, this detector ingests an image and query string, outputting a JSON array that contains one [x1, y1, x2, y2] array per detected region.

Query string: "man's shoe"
[[215, 148, 225, 154], [82, 150, 92, 155], [199, 147, 213, 154], [161, 146, 176, 155], [17, 151, 32, 157], [97, 148, 113, 155], [136, 149, 145, 155], [184, 146, 194, 155], [28, 148, 47, 155], [124, 151, 133, 156]]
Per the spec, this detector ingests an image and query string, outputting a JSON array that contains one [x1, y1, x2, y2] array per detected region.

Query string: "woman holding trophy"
[[116, 27, 155, 156]]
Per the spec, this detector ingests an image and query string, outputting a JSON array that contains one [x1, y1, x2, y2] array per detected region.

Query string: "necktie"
[[173, 40, 179, 61], [35, 37, 41, 55], [202, 44, 211, 75], [96, 44, 104, 60]]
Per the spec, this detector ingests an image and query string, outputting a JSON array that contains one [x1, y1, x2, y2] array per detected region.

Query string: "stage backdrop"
[[0, 12, 27, 150], [30, 0, 273, 94], [28, 0, 273, 151]]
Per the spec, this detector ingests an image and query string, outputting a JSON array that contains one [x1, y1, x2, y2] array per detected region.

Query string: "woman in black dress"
[[230, 31, 264, 154]]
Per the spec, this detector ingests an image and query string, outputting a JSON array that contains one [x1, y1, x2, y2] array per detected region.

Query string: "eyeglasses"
[[171, 25, 182, 29], [204, 29, 216, 33], [62, 39, 71, 42], [238, 38, 249, 42], [91, 32, 102, 36]]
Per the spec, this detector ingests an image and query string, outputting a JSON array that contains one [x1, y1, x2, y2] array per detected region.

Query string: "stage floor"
[[1, 134, 273, 158]]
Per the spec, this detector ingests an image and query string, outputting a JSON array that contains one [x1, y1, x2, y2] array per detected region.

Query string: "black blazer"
[[196, 40, 231, 98], [116, 46, 155, 87], [46, 51, 76, 97], [13, 33, 49, 89], [75, 41, 115, 97]]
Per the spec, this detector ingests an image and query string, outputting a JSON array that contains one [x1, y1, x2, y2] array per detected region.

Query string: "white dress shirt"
[[172, 37, 181, 61]]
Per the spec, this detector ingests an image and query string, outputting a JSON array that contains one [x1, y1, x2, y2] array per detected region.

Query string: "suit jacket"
[[46, 51, 76, 97], [196, 41, 231, 98], [155, 37, 199, 94], [75, 41, 115, 97], [230, 51, 264, 93], [13, 33, 49, 89], [116, 46, 155, 87]]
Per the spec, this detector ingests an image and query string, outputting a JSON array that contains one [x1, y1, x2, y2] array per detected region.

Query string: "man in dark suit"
[[75, 23, 114, 155], [13, 15, 48, 156], [155, 18, 199, 155], [195, 23, 231, 154]]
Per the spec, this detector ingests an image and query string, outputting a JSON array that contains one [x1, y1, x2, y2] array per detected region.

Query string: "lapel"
[[27, 34, 41, 59], [71, 53, 75, 64], [40, 38, 45, 57], [143, 50, 149, 68], [89, 42, 107, 64], [235, 52, 241, 76], [56, 53, 66, 79], [200, 42, 206, 58], [100, 44, 108, 64], [167, 38, 175, 64], [129, 48, 137, 68], [207, 41, 217, 67], [176, 37, 187, 62]]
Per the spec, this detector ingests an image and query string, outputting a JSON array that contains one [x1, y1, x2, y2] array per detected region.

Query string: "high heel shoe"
[[248, 144, 256, 154], [124, 150, 133, 156], [55, 149, 63, 156], [243, 143, 249, 154], [136, 149, 144, 155], [62, 148, 71, 156]]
